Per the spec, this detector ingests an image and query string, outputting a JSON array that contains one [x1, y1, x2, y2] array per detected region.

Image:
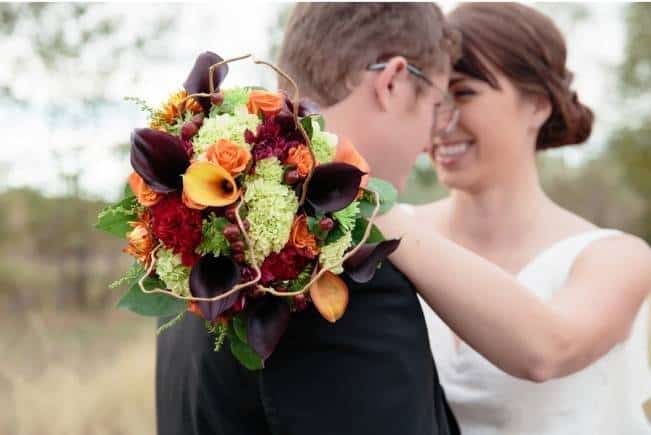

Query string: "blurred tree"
[[0, 3, 179, 109], [267, 4, 292, 63], [619, 3, 651, 98], [607, 3, 651, 242], [0, 4, 181, 310]]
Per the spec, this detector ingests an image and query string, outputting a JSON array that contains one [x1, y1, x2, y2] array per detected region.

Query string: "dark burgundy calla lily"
[[130, 128, 190, 193], [189, 254, 241, 321], [284, 95, 320, 117], [183, 51, 229, 114], [305, 162, 366, 214], [343, 239, 401, 283], [247, 296, 290, 361]]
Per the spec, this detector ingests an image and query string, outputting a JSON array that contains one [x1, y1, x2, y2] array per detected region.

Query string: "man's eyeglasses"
[[367, 62, 459, 137]]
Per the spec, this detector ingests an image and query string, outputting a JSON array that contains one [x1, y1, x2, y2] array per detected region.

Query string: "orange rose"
[[247, 90, 284, 117], [206, 139, 251, 175], [290, 215, 320, 257], [286, 144, 314, 177], [128, 172, 162, 207], [123, 217, 155, 266], [334, 137, 370, 188]]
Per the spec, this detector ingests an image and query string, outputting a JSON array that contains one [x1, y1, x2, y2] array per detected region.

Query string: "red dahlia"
[[150, 194, 203, 267]]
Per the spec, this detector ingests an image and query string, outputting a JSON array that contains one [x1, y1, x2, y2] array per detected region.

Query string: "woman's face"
[[430, 63, 543, 193]]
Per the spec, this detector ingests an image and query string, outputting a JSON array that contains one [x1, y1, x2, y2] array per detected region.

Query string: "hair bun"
[[538, 77, 594, 150]]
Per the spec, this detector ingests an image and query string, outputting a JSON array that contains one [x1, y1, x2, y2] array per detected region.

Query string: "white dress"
[[419, 229, 651, 435]]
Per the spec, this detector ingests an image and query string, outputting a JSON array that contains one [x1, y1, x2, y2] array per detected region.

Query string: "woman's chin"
[[436, 168, 478, 192]]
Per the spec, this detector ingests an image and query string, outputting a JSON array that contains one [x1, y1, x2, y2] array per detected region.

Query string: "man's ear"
[[373, 56, 408, 111]]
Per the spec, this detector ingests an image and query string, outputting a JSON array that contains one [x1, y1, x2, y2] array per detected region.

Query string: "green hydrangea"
[[333, 201, 360, 233], [197, 214, 231, 257], [156, 248, 191, 297], [192, 109, 260, 155], [319, 231, 352, 274], [310, 119, 337, 164], [212, 87, 251, 115], [251, 155, 284, 183], [244, 158, 299, 264]]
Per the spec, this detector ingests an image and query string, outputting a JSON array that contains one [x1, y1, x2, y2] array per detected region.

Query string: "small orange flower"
[[150, 90, 202, 130], [123, 216, 155, 266], [286, 144, 314, 177], [334, 137, 370, 188], [290, 215, 320, 257], [247, 90, 284, 117], [206, 139, 252, 175], [128, 172, 162, 207]]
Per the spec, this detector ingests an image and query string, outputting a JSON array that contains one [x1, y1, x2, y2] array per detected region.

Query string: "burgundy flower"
[[260, 244, 312, 285], [150, 195, 203, 267], [246, 115, 303, 164]]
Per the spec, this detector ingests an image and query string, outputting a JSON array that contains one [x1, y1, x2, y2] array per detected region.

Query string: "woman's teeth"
[[437, 143, 470, 157]]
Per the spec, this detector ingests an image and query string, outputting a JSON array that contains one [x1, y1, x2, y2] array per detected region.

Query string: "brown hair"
[[448, 3, 594, 150], [278, 3, 460, 107]]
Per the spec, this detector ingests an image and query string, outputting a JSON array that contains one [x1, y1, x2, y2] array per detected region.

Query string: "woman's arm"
[[378, 207, 651, 382]]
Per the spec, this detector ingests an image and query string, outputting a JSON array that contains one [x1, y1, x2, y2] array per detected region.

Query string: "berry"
[[210, 91, 224, 106], [223, 224, 241, 242], [180, 122, 198, 140], [224, 206, 238, 223], [191, 113, 204, 127], [319, 217, 335, 232], [230, 240, 245, 253], [284, 169, 300, 185]]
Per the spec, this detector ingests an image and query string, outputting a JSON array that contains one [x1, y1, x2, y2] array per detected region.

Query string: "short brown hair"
[[278, 3, 459, 107], [449, 3, 594, 150]]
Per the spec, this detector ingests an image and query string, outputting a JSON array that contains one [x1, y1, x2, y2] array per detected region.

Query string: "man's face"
[[361, 58, 451, 190]]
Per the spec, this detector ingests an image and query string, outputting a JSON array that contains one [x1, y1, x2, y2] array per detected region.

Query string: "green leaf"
[[109, 262, 144, 289], [95, 196, 139, 239], [300, 116, 314, 140], [314, 115, 325, 131], [359, 177, 398, 218], [232, 314, 248, 343], [325, 226, 346, 245], [117, 275, 187, 317], [229, 330, 264, 370], [351, 218, 385, 246], [197, 213, 231, 257], [124, 182, 135, 198]]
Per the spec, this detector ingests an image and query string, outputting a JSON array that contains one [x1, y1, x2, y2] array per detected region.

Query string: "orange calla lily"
[[334, 137, 370, 188], [247, 90, 284, 117], [182, 190, 207, 210], [310, 271, 349, 323], [182, 161, 239, 207]]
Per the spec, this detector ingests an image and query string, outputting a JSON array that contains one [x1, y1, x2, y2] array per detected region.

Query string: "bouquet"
[[97, 52, 400, 370]]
